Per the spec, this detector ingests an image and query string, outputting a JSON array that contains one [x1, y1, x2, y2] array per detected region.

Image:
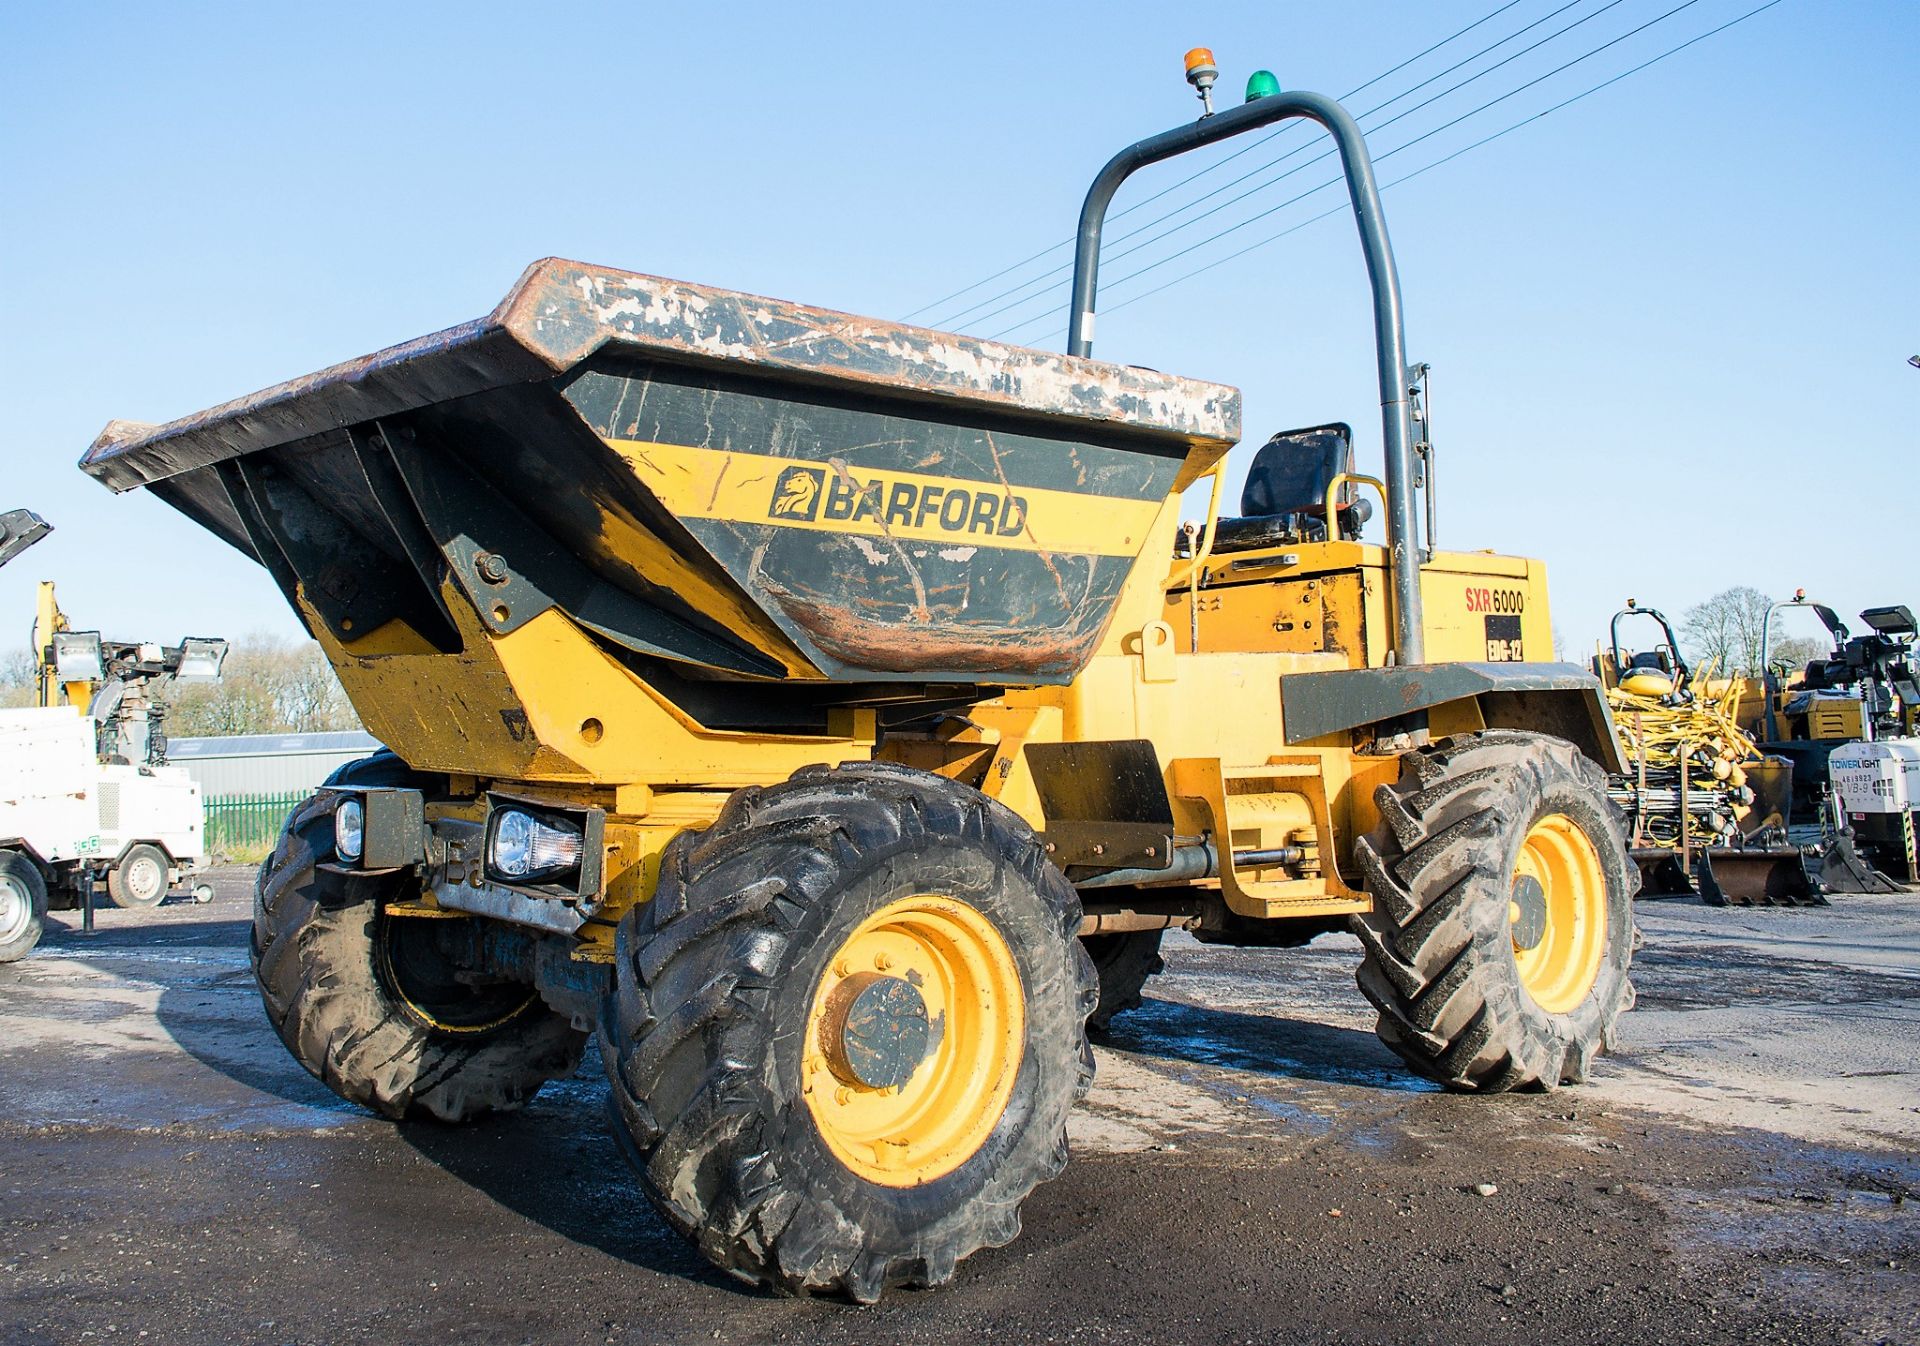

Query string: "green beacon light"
[[1245, 69, 1281, 102]]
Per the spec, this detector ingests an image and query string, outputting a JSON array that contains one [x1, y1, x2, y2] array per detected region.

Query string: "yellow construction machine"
[[1745, 593, 1920, 804], [1595, 600, 1818, 905], [80, 71, 1637, 1299], [1747, 593, 1920, 888]]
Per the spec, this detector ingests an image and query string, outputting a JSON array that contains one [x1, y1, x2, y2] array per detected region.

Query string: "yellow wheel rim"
[[1509, 813, 1608, 1014], [803, 894, 1025, 1188]]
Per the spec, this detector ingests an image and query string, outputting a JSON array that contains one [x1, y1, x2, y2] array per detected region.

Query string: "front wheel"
[[599, 761, 1096, 1302], [252, 762, 586, 1121], [0, 851, 48, 963], [1352, 731, 1636, 1091]]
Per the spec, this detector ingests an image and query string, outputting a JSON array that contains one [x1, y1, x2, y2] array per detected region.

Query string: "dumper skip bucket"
[[82, 261, 1239, 690]]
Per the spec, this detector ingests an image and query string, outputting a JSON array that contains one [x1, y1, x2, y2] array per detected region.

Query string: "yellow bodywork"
[[75, 256, 1586, 955], [1167, 538, 1551, 668], [611, 437, 1167, 562], [314, 489, 1558, 949], [1807, 698, 1868, 740], [1715, 672, 1871, 744]]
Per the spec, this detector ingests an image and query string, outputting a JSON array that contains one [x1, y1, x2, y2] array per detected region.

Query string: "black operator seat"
[[1199, 422, 1372, 554]]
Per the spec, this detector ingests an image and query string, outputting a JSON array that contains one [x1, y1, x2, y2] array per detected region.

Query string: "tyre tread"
[[600, 762, 1094, 1300], [251, 755, 585, 1122], [1351, 732, 1637, 1093]]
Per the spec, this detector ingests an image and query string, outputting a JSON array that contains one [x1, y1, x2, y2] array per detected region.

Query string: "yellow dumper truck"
[[81, 84, 1635, 1300]]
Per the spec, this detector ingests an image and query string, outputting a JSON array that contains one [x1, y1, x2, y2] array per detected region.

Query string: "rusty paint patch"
[[81, 259, 1239, 495], [774, 589, 1101, 680]]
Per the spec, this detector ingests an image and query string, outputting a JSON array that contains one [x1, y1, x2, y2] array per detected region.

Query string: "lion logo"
[[769, 465, 824, 522]]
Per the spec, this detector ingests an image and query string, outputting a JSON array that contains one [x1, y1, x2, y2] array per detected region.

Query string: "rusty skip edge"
[[80, 259, 1243, 495]]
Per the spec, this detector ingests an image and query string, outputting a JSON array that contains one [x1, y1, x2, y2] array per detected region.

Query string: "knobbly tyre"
[[80, 66, 1637, 1301]]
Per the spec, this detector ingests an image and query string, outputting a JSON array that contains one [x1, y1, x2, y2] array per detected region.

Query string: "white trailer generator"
[[1829, 740, 1920, 886], [0, 705, 210, 962]]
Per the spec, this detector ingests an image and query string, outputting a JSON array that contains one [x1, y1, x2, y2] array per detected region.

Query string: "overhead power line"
[[997, 0, 1788, 348], [979, 0, 1703, 341], [930, 0, 1614, 334], [895, 0, 1541, 325], [987, 0, 1741, 342], [1098, 0, 1537, 236], [1069, 0, 1710, 311]]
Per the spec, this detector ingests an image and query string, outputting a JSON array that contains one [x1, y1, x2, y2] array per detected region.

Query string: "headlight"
[[334, 798, 365, 862], [488, 807, 584, 884]]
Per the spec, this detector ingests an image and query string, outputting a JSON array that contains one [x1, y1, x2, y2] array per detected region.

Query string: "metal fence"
[[203, 792, 305, 858]]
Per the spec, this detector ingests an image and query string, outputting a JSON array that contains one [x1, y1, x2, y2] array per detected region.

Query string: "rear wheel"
[[107, 843, 170, 909], [0, 851, 48, 963], [1083, 929, 1165, 1033], [251, 755, 585, 1121], [1352, 731, 1636, 1091], [599, 761, 1096, 1301]]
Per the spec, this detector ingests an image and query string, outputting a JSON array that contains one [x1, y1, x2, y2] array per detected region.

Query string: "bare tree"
[[160, 635, 362, 736], [1680, 587, 1785, 677], [268, 641, 359, 731], [0, 635, 359, 734], [1767, 634, 1829, 674], [0, 648, 37, 708]]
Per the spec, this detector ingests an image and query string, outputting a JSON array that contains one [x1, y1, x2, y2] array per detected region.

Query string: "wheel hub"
[[802, 894, 1025, 1187], [1509, 812, 1609, 1014], [129, 858, 163, 903], [1509, 874, 1549, 951], [822, 972, 931, 1090], [0, 878, 28, 944]]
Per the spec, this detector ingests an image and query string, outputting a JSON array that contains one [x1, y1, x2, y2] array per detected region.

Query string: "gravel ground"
[[1, 870, 1915, 1345]]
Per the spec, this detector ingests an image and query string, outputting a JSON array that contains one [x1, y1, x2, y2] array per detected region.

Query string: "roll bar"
[[1609, 602, 1689, 687], [1760, 596, 1848, 742], [1068, 90, 1424, 664]]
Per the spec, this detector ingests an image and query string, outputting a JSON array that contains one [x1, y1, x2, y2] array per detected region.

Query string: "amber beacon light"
[[1183, 46, 1218, 113]]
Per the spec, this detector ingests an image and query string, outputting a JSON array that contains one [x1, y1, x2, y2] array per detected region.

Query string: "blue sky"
[[1, 1, 1912, 664]]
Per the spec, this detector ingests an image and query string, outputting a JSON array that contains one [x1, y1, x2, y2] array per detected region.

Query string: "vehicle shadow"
[[1101, 996, 1438, 1093], [392, 1070, 744, 1292], [151, 972, 741, 1289], [146, 932, 357, 1112]]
